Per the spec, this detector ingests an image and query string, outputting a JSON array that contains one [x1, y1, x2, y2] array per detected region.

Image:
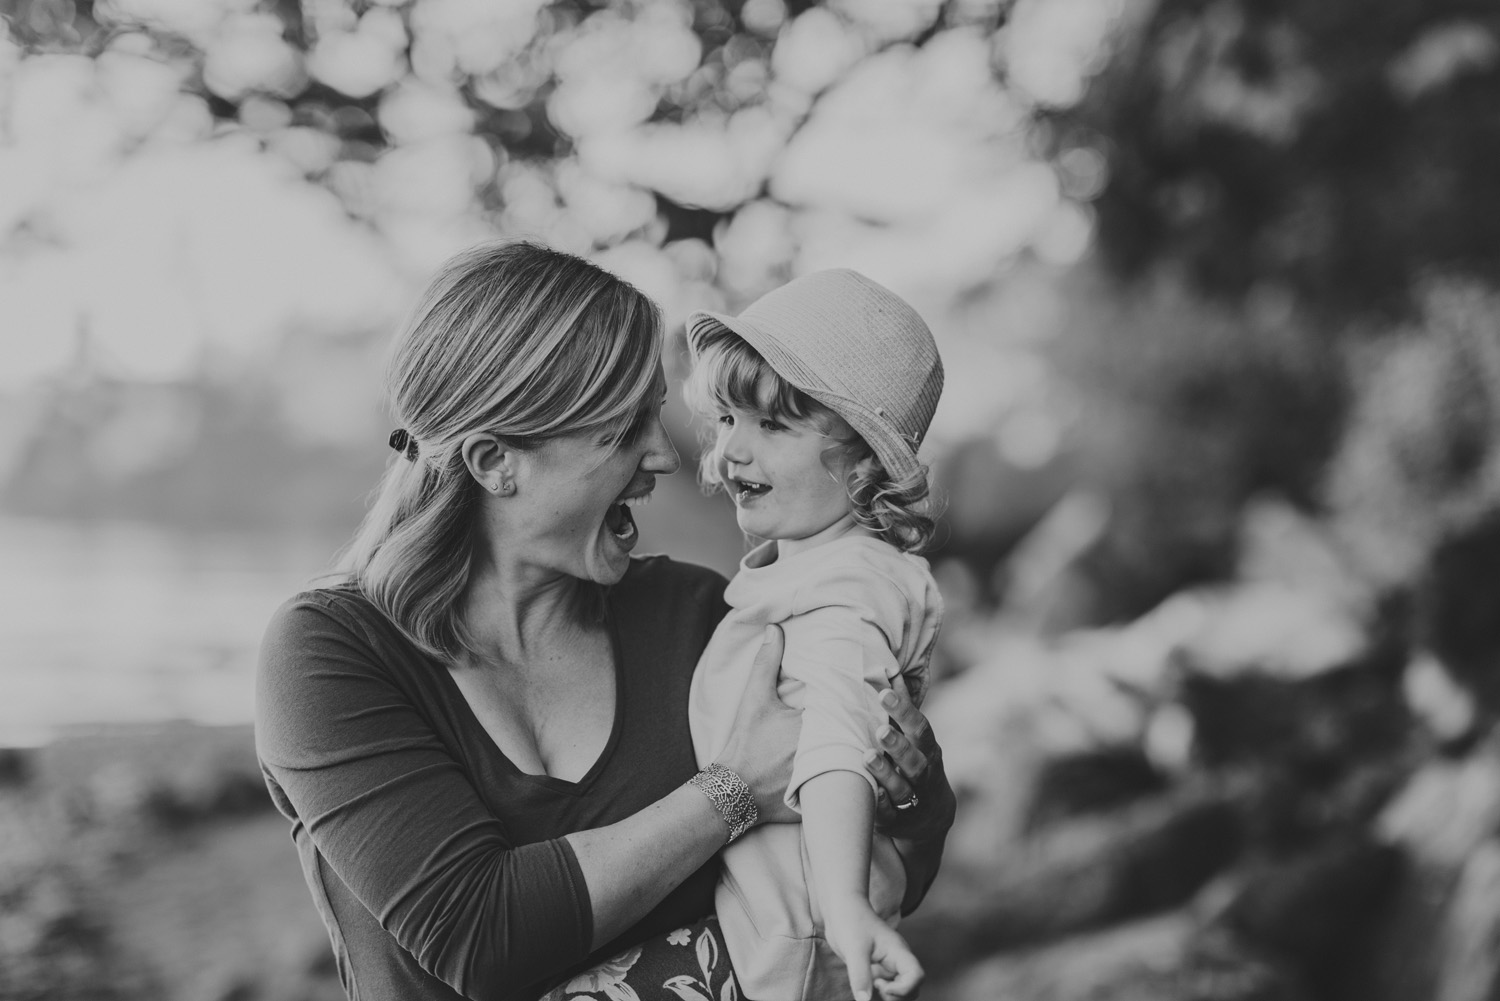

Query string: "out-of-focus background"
[[3, 0, 1500, 998]]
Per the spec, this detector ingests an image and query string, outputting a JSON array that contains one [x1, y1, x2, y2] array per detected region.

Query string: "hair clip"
[[388, 428, 419, 460]]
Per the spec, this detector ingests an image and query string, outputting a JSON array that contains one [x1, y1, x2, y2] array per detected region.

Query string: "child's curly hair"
[[684, 323, 937, 554]]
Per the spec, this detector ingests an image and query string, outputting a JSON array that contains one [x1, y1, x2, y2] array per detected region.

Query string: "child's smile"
[[714, 405, 854, 549], [728, 476, 770, 503]]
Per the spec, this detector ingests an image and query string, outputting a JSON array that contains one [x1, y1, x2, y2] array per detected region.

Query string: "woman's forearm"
[[565, 782, 731, 948], [894, 833, 946, 915]]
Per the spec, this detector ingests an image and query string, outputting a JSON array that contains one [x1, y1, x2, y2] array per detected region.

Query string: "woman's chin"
[[585, 523, 637, 583]]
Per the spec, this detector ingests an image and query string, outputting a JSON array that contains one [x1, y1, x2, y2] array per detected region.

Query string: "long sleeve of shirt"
[[256, 593, 592, 1000], [258, 559, 729, 1001]]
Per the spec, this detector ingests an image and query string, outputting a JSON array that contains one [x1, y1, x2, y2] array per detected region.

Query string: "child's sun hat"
[[685, 269, 943, 482]]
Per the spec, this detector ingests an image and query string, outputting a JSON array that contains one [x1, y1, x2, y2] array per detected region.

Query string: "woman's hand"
[[865, 685, 956, 845], [713, 625, 801, 825]]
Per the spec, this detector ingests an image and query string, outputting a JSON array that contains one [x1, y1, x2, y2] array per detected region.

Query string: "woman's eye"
[[622, 411, 654, 443]]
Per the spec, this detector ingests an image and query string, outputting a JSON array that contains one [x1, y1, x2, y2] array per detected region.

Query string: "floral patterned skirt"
[[540, 915, 743, 1001]]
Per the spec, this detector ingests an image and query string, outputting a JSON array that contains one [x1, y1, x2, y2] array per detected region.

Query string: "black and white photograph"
[[3, 0, 1499, 999]]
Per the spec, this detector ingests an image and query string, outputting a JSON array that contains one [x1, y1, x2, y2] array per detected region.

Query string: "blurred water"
[[0, 469, 747, 747], [0, 516, 339, 746]]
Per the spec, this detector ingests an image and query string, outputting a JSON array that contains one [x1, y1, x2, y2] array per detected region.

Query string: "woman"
[[255, 242, 955, 1001]]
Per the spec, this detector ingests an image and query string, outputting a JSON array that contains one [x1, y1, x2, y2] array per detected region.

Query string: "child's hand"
[[868, 921, 923, 1001], [824, 901, 924, 1001]]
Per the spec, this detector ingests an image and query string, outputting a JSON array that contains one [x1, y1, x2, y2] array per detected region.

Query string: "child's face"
[[712, 401, 854, 546]]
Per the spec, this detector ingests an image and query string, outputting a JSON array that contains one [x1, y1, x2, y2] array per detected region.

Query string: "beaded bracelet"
[[689, 763, 758, 843]]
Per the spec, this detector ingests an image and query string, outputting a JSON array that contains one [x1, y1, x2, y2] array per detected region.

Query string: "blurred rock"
[[906, 783, 1243, 970], [998, 489, 1111, 631], [1234, 497, 1373, 611], [934, 915, 1309, 1001], [1023, 746, 1168, 832], [1172, 583, 1372, 682], [923, 626, 1167, 870], [1209, 835, 1402, 995], [0, 747, 34, 787], [0, 724, 330, 1001], [212, 978, 257, 1001], [1177, 661, 1409, 782], [1375, 733, 1500, 867], [1143, 702, 1196, 774], [1326, 295, 1500, 594], [1416, 509, 1500, 716], [1343, 734, 1500, 1001], [143, 766, 275, 830], [1403, 651, 1481, 748], [0, 864, 143, 1000], [928, 435, 1074, 608], [1432, 838, 1500, 1001], [84, 761, 157, 823]]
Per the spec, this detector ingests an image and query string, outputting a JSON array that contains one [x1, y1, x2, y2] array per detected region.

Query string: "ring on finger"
[[894, 793, 919, 811]]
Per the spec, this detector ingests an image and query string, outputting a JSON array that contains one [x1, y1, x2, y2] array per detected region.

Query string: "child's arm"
[[800, 770, 923, 1001], [778, 570, 938, 999]]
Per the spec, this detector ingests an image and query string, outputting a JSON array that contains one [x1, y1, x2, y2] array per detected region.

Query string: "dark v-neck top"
[[254, 555, 730, 1001]]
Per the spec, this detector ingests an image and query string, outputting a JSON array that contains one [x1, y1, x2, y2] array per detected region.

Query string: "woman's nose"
[[643, 418, 680, 474]]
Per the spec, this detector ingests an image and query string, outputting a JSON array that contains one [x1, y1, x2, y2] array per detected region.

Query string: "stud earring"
[[494, 480, 514, 496]]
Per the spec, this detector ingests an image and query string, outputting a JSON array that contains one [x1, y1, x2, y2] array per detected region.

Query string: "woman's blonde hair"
[[683, 325, 937, 553], [337, 241, 662, 659]]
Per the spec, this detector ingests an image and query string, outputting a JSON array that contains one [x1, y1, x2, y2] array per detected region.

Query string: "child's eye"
[[759, 418, 787, 432], [716, 413, 734, 426]]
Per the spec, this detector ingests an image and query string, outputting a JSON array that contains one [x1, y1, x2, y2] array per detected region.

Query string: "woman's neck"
[[459, 556, 596, 670]]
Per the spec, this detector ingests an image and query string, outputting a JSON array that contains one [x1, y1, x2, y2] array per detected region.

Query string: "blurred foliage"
[[5, 6, 1500, 997], [0, 0, 1010, 247], [6, 0, 1500, 626], [1329, 284, 1500, 581], [1326, 284, 1500, 712], [1, 376, 386, 531], [0, 0, 1076, 560], [1038, 0, 1500, 624], [1064, 0, 1500, 322], [1048, 275, 1346, 621]]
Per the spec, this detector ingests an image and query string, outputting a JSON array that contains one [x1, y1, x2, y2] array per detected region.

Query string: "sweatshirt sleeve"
[[254, 593, 592, 1001], [780, 571, 913, 811]]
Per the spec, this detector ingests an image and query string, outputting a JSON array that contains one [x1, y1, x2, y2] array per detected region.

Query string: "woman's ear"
[[460, 433, 517, 496]]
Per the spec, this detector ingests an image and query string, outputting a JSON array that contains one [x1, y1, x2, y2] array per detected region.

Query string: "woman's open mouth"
[[605, 489, 652, 544]]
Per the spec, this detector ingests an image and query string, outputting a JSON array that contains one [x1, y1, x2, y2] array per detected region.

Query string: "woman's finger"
[[718, 624, 799, 824], [876, 724, 929, 786], [864, 749, 914, 805], [752, 625, 787, 687], [878, 688, 934, 751]]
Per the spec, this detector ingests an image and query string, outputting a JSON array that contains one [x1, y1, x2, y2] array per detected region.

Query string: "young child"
[[683, 269, 945, 1001]]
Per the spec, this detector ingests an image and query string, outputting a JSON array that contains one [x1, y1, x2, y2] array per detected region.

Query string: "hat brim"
[[686, 310, 923, 483]]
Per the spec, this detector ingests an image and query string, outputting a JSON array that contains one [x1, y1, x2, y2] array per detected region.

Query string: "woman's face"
[[510, 370, 679, 585]]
